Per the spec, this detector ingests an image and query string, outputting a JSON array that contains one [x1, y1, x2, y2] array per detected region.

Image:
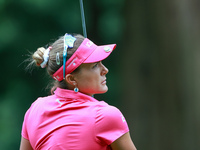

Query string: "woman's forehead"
[[80, 63, 94, 68], [78, 61, 102, 70]]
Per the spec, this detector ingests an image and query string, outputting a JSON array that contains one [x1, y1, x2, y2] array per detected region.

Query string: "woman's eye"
[[92, 63, 98, 68]]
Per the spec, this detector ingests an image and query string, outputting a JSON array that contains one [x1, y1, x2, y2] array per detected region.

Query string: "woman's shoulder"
[[96, 102, 120, 114], [28, 95, 55, 111], [94, 102, 129, 145], [95, 102, 125, 123]]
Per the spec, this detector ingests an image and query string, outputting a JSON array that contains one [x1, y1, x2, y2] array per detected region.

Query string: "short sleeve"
[[95, 105, 129, 145], [21, 108, 31, 140]]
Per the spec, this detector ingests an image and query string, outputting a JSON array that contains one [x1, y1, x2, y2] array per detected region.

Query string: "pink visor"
[[52, 38, 116, 81]]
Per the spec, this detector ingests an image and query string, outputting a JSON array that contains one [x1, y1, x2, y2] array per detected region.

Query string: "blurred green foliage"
[[0, 0, 124, 149], [1, 0, 200, 150]]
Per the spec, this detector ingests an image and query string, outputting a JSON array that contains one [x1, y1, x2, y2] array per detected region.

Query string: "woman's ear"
[[65, 74, 76, 86]]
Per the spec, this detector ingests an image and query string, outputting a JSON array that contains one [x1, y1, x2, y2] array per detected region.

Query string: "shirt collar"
[[54, 87, 98, 102]]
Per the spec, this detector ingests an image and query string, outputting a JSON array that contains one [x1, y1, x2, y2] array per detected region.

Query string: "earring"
[[73, 83, 79, 92], [74, 87, 79, 92]]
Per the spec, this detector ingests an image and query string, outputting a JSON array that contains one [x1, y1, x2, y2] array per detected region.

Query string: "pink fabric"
[[52, 38, 116, 81], [21, 88, 129, 150]]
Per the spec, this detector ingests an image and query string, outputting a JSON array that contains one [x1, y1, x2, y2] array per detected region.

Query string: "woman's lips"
[[102, 79, 107, 84]]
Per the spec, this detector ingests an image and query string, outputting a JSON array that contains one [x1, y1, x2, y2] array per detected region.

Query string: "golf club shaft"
[[79, 0, 87, 38]]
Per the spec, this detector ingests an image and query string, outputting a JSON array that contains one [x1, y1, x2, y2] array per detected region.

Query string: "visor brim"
[[83, 44, 116, 63]]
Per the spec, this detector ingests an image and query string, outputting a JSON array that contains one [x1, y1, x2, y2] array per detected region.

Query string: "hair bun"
[[32, 47, 46, 66]]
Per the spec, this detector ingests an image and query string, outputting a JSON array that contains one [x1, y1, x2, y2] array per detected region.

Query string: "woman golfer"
[[20, 33, 137, 150]]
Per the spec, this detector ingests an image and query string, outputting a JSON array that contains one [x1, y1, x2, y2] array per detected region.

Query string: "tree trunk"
[[121, 0, 200, 149]]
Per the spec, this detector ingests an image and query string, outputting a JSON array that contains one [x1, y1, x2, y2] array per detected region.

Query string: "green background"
[[1, 0, 200, 149]]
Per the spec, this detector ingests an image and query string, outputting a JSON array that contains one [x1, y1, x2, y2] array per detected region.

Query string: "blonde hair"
[[31, 34, 85, 92]]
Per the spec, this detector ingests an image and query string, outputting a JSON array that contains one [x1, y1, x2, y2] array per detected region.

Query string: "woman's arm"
[[110, 132, 137, 150], [20, 137, 33, 150]]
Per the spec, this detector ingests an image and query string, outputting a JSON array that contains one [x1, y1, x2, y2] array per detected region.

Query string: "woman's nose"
[[101, 62, 108, 75]]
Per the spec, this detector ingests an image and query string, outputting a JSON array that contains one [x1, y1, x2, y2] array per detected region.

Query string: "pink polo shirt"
[[21, 88, 129, 150]]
